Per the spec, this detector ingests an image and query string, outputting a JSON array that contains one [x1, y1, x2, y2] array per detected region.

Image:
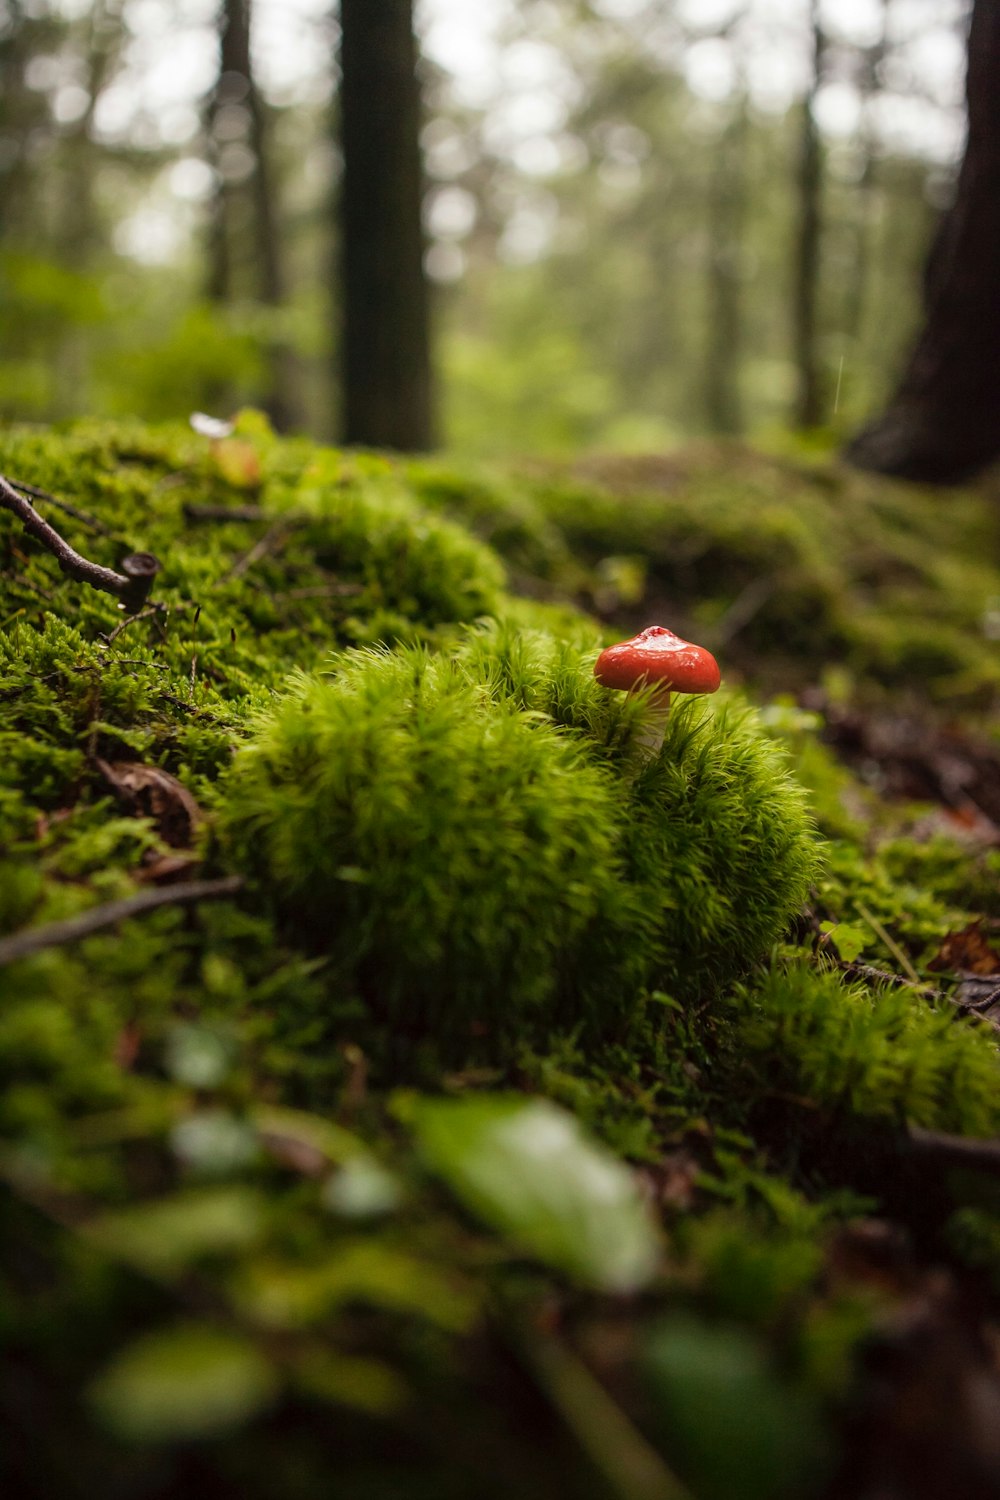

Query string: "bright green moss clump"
[[220, 633, 819, 1043], [731, 962, 1000, 1137]]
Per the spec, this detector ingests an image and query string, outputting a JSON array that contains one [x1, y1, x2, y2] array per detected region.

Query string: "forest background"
[[0, 0, 971, 456]]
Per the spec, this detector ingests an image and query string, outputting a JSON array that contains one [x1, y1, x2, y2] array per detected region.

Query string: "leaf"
[[322, 1157, 402, 1219], [818, 920, 868, 964], [408, 1095, 660, 1293], [96, 759, 203, 849], [86, 1186, 264, 1278], [234, 1243, 475, 1333], [212, 437, 262, 490], [89, 1325, 277, 1442], [928, 920, 1000, 977], [645, 1315, 830, 1500]]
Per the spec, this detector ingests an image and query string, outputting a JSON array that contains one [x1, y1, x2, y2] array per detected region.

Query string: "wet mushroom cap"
[[594, 625, 721, 695]]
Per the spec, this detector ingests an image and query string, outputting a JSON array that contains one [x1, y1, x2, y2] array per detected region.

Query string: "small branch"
[[905, 1125, 1000, 1179], [0, 876, 244, 968], [0, 472, 161, 612], [184, 502, 269, 523], [6, 476, 118, 538], [100, 604, 168, 646], [222, 520, 295, 582]]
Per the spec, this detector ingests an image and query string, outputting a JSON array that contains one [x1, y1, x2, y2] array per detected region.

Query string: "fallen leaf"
[[96, 759, 203, 848], [927, 921, 1000, 977], [212, 437, 261, 490]]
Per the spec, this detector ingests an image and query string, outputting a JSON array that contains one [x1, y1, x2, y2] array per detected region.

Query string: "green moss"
[[730, 962, 1000, 1137], [219, 633, 818, 1047]]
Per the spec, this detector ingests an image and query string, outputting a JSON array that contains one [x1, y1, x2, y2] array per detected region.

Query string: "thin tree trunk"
[[793, 0, 826, 430], [206, 0, 296, 429], [338, 0, 435, 450], [704, 97, 748, 435], [842, 0, 892, 342], [846, 0, 1000, 481]]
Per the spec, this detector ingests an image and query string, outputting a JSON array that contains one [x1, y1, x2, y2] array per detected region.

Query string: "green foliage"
[[730, 962, 1000, 1136], [412, 446, 1000, 702], [2, 416, 1000, 1500], [89, 1325, 279, 1442], [219, 632, 818, 1043], [407, 1094, 660, 1292], [217, 648, 651, 1044], [645, 1314, 831, 1500]]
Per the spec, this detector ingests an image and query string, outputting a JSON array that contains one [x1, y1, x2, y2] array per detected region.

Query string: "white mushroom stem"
[[632, 682, 672, 762]]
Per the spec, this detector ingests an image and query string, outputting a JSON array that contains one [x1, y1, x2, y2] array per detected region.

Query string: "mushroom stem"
[[632, 682, 672, 762]]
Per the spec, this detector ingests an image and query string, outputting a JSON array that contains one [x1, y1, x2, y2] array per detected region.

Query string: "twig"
[[6, 476, 118, 538], [222, 521, 294, 582], [705, 574, 776, 650], [905, 1124, 1000, 1179], [835, 958, 942, 999], [184, 502, 269, 523], [856, 903, 923, 986], [0, 876, 244, 967], [513, 1323, 691, 1500], [157, 691, 230, 725], [0, 473, 161, 612], [100, 604, 167, 646]]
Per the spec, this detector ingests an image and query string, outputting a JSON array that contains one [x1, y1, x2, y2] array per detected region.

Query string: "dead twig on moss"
[[0, 875, 244, 968], [905, 1125, 1000, 1178], [6, 476, 119, 538], [0, 473, 161, 612], [183, 502, 269, 523], [99, 604, 169, 646]]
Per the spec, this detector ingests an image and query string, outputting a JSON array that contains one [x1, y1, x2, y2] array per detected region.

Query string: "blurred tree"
[[847, 0, 1000, 481], [792, 0, 826, 429], [338, 0, 435, 450], [206, 0, 297, 429]]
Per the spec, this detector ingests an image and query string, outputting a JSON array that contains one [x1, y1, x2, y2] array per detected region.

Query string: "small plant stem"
[[855, 903, 922, 986], [0, 876, 244, 967], [0, 473, 161, 612], [514, 1322, 691, 1500]]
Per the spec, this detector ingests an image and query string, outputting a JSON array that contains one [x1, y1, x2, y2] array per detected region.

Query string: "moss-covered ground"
[[2, 415, 1000, 1499]]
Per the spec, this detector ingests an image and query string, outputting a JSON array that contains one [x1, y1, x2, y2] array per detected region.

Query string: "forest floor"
[[2, 415, 1000, 1500]]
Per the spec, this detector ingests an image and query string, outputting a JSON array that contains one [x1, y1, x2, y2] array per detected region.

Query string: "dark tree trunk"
[[207, 0, 295, 429], [338, 0, 435, 450], [846, 0, 1000, 482], [704, 98, 748, 436], [793, 0, 826, 430]]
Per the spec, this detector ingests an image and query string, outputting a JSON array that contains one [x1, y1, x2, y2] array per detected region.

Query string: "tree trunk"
[[704, 98, 748, 436], [206, 0, 296, 429], [845, 0, 1000, 482], [793, 0, 826, 430], [338, 0, 435, 450]]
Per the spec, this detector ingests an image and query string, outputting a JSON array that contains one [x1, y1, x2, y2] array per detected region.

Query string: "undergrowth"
[[2, 413, 1000, 1500]]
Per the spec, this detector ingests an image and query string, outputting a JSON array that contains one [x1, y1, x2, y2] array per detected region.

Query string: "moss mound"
[[220, 630, 818, 1042]]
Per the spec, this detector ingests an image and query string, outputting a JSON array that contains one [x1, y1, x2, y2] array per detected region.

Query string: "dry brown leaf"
[[96, 759, 203, 849], [927, 920, 1000, 977]]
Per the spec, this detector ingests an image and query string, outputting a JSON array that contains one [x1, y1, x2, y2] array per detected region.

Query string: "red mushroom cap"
[[594, 625, 721, 695]]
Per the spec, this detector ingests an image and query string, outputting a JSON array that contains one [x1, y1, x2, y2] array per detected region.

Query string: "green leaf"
[[409, 1095, 659, 1293], [819, 920, 869, 963], [89, 1325, 278, 1442], [645, 1315, 830, 1500], [86, 1186, 265, 1278]]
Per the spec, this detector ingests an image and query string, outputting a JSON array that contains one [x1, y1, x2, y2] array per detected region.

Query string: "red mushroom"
[[594, 625, 721, 760]]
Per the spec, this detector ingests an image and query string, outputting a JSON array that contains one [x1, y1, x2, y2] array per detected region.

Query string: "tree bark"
[[338, 0, 435, 450], [792, 0, 826, 430], [207, 0, 296, 429], [846, 0, 1000, 482], [704, 97, 748, 436]]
